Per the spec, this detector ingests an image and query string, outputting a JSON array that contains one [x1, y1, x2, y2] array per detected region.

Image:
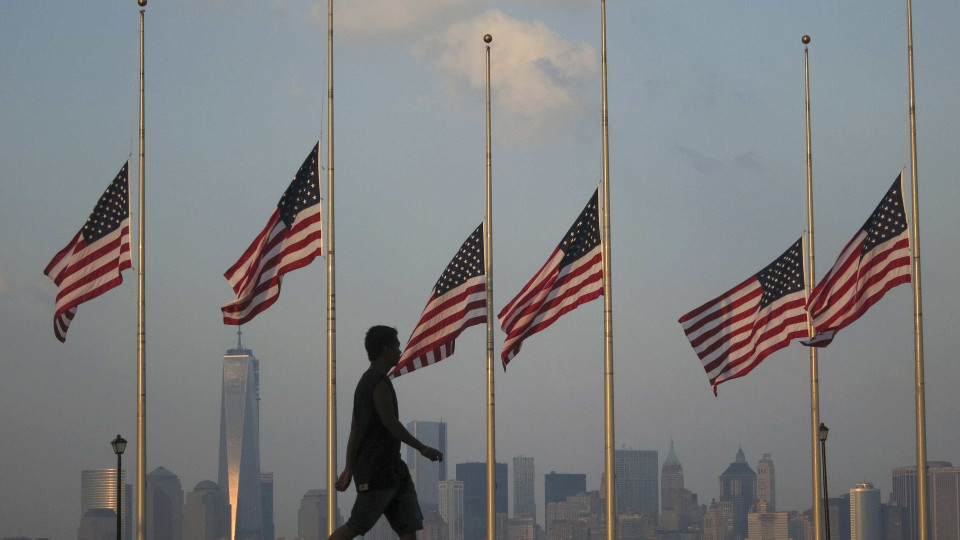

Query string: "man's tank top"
[[352, 368, 407, 491]]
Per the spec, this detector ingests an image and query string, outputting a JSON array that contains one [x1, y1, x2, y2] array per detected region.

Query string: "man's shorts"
[[346, 473, 424, 535]]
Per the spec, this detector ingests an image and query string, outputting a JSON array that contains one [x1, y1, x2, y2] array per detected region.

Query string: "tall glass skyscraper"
[[218, 336, 263, 540], [406, 421, 447, 512], [456, 462, 507, 540], [615, 448, 659, 522], [512, 456, 536, 519]]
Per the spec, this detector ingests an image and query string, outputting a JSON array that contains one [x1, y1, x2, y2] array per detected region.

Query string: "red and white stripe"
[[390, 275, 487, 378], [679, 275, 807, 394], [807, 227, 911, 341], [498, 243, 603, 367], [221, 203, 323, 325], [44, 222, 132, 342]]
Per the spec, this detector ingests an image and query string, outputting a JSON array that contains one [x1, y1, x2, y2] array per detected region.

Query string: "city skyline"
[[2, 2, 959, 540], [50, 445, 960, 540]]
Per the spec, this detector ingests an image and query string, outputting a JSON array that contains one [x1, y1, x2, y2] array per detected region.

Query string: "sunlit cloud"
[[416, 10, 598, 143], [308, 2, 598, 143]]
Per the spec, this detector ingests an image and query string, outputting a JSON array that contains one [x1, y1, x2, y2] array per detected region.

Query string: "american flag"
[[498, 189, 603, 367], [390, 223, 486, 379], [804, 175, 911, 347], [678, 239, 807, 395], [44, 162, 132, 342], [221, 143, 323, 325]]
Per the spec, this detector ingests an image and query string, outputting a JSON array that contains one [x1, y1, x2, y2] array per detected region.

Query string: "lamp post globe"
[[111, 435, 126, 540]]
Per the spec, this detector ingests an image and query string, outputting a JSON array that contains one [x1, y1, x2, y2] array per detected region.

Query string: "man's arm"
[[335, 411, 360, 491], [372, 380, 443, 462]]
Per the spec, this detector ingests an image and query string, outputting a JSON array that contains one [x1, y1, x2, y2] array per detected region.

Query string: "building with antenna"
[[218, 330, 263, 540]]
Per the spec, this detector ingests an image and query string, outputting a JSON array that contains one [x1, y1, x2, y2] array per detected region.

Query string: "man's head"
[[365, 325, 400, 363]]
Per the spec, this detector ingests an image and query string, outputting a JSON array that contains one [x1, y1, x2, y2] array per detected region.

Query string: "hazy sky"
[[2, 1, 959, 539]]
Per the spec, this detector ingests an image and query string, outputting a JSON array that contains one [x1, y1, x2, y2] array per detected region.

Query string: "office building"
[[928, 464, 959, 540], [456, 462, 507, 540], [703, 500, 734, 540], [78, 509, 117, 540], [719, 448, 757, 540], [747, 511, 791, 540], [505, 514, 539, 540], [219, 335, 263, 540], [543, 477, 589, 539], [850, 483, 881, 540], [513, 456, 536, 519], [421, 511, 449, 540], [146, 467, 183, 540], [439, 480, 464, 540], [661, 441, 684, 513], [615, 449, 658, 522], [756, 454, 775, 513], [260, 473, 274, 540], [81, 469, 132, 540], [407, 421, 447, 512], [183, 481, 230, 540], [545, 473, 586, 505], [828, 494, 852, 540], [881, 501, 906, 540], [297, 490, 339, 540]]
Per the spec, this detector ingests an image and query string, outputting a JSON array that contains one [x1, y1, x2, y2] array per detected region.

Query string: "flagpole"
[[482, 33, 497, 540], [135, 4, 147, 540], [905, 2, 929, 539], [599, 2, 616, 539], [325, 0, 338, 533], [801, 35, 825, 540]]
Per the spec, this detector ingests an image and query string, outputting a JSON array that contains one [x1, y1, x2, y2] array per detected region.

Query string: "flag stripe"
[[390, 224, 486, 379], [44, 162, 131, 342], [806, 175, 911, 344], [221, 144, 323, 325], [500, 248, 603, 362], [498, 190, 603, 367], [679, 238, 806, 394]]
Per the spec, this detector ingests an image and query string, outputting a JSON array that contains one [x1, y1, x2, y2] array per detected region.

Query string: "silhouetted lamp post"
[[111, 434, 127, 540], [818, 423, 831, 540]]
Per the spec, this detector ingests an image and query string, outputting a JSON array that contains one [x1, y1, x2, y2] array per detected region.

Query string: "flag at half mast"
[[678, 238, 807, 395], [221, 143, 323, 325], [44, 162, 133, 342], [390, 224, 486, 378], [498, 189, 603, 367], [803, 175, 912, 347]]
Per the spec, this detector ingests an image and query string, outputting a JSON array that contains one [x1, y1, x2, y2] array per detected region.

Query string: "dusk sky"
[[2, 1, 959, 539]]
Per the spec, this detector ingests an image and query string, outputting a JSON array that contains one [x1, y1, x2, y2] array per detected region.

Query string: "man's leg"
[[383, 474, 423, 540], [327, 524, 361, 540], [332, 489, 393, 540]]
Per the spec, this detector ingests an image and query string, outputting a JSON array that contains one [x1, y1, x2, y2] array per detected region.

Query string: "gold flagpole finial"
[[483, 34, 493, 44], [138, 0, 147, 6], [802, 35, 811, 44]]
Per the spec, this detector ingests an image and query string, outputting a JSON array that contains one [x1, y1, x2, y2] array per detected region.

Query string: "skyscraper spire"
[[665, 438, 680, 465]]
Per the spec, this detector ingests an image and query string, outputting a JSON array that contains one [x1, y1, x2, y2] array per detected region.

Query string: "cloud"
[[416, 10, 599, 143], [308, 3, 599, 143], [677, 145, 764, 175], [0, 273, 5, 298]]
